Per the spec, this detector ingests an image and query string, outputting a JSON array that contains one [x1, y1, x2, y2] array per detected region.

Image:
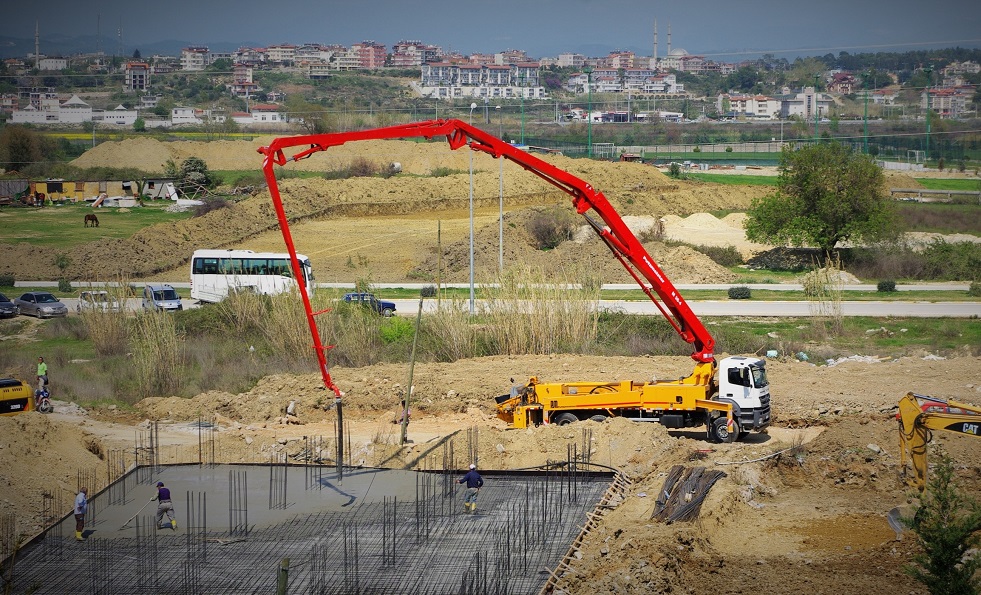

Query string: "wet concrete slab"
[[71, 465, 425, 539]]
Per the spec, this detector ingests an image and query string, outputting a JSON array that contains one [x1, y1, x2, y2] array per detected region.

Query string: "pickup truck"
[[342, 292, 396, 317]]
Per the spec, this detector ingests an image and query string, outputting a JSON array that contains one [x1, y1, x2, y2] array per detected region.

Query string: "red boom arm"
[[258, 119, 715, 394]]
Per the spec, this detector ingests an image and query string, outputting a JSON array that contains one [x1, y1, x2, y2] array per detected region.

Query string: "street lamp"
[[496, 105, 503, 273], [584, 67, 593, 157], [468, 102, 477, 315]]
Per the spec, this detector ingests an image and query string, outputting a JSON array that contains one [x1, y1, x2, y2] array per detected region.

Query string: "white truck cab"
[[717, 356, 771, 432]]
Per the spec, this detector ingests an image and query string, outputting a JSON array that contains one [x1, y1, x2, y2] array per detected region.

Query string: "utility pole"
[[862, 72, 870, 154], [813, 76, 820, 141], [924, 66, 932, 163], [585, 67, 593, 157]]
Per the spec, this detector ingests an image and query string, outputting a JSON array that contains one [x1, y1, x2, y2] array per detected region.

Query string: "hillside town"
[[1, 19, 978, 130]]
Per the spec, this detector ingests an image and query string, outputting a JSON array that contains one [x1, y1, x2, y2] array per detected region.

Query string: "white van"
[[142, 284, 183, 312]]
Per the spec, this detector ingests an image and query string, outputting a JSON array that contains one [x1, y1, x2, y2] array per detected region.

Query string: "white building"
[[717, 93, 782, 119], [39, 57, 68, 71], [180, 47, 209, 71], [171, 106, 204, 125], [93, 105, 138, 126]]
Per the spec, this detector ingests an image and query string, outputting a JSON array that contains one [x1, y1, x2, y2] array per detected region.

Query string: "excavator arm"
[[258, 119, 715, 394], [898, 392, 981, 492]]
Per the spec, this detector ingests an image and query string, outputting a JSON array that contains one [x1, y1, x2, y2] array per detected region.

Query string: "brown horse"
[[84, 213, 100, 228]]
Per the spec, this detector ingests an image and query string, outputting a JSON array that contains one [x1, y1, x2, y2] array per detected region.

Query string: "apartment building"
[[180, 47, 209, 71], [124, 62, 151, 92], [418, 62, 545, 100]]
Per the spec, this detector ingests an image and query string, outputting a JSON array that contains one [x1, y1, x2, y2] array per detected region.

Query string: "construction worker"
[[152, 481, 177, 530], [36, 356, 48, 392], [458, 464, 483, 513], [74, 487, 87, 541]]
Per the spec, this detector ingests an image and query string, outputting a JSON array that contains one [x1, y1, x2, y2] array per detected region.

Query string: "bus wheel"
[[552, 412, 578, 426]]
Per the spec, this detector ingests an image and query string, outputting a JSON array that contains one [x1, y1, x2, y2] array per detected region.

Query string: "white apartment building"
[[39, 57, 68, 71], [180, 47, 209, 71]]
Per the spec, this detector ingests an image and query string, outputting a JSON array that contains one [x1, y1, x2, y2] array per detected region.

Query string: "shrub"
[[968, 281, 981, 297], [877, 280, 897, 293], [0, 273, 13, 287], [526, 207, 577, 250], [420, 285, 437, 298], [695, 244, 743, 267], [728, 286, 751, 300], [58, 278, 73, 293], [668, 162, 682, 179], [725, 146, 733, 153], [348, 157, 378, 178]]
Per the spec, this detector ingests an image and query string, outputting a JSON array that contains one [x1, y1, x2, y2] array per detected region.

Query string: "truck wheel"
[[552, 412, 578, 426], [710, 417, 739, 444]]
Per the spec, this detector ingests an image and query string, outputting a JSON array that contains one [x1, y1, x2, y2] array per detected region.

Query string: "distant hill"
[[0, 35, 254, 60]]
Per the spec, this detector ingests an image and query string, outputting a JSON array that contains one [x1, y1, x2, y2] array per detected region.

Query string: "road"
[[16, 282, 981, 318]]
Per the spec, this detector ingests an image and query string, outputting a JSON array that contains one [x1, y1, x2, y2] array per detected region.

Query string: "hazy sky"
[[6, 0, 981, 59]]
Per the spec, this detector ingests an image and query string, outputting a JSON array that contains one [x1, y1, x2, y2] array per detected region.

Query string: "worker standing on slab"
[[152, 481, 177, 530], [73, 487, 87, 541], [36, 356, 48, 392], [458, 464, 483, 513]]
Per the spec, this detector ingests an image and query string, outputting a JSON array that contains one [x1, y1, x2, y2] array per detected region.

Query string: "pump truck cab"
[[256, 119, 773, 442]]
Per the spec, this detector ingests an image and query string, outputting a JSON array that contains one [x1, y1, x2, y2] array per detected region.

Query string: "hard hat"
[[469, 464, 476, 470], [156, 481, 164, 486]]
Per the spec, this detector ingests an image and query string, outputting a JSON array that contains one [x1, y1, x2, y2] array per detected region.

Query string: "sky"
[[4, 0, 980, 60]]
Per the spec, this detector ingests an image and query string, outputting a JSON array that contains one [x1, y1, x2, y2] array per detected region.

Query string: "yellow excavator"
[[897, 391, 981, 492]]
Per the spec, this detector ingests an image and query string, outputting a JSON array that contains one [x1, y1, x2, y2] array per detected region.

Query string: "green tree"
[[745, 142, 899, 253], [176, 156, 216, 196], [904, 455, 981, 595], [133, 117, 146, 132], [0, 125, 45, 171], [282, 95, 333, 134]]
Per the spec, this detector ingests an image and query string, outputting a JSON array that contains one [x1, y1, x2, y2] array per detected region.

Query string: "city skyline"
[[3, 0, 980, 62]]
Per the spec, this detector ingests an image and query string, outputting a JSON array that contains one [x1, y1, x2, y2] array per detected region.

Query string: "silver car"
[[14, 292, 69, 318], [77, 290, 122, 313]]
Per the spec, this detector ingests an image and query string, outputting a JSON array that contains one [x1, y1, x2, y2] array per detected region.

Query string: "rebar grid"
[[9, 464, 611, 594]]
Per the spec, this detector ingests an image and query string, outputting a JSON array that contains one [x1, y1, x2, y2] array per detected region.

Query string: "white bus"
[[190, 249, 315, 303]]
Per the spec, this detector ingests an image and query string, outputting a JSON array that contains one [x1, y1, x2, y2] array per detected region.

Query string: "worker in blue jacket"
[[153, 481, 177, 530], [458, 464, 484, 513]]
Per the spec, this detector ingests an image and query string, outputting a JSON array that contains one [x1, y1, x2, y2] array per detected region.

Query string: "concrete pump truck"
[[257, 119, 771, 445]]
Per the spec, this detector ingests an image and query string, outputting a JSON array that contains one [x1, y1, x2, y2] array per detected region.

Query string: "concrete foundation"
[[9, 463, 615, 594]]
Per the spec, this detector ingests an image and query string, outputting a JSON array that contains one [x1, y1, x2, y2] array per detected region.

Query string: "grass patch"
[[0, 202, 190, 249], [913, 178, 981, 191], [685, 173, 780, 186], [895, 203, 981, 236]]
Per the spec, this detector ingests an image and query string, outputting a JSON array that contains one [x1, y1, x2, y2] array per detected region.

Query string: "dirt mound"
[[0, 412, 104, 534], [10, 137, 774, 282]]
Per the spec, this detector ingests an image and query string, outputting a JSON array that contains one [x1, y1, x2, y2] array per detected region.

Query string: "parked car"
[[342, 292, 396, 317], [77, 290, 122, 313], [142, 284, 183, 312], [0, 293, 18, 318], [14, 292, 68, 318]]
